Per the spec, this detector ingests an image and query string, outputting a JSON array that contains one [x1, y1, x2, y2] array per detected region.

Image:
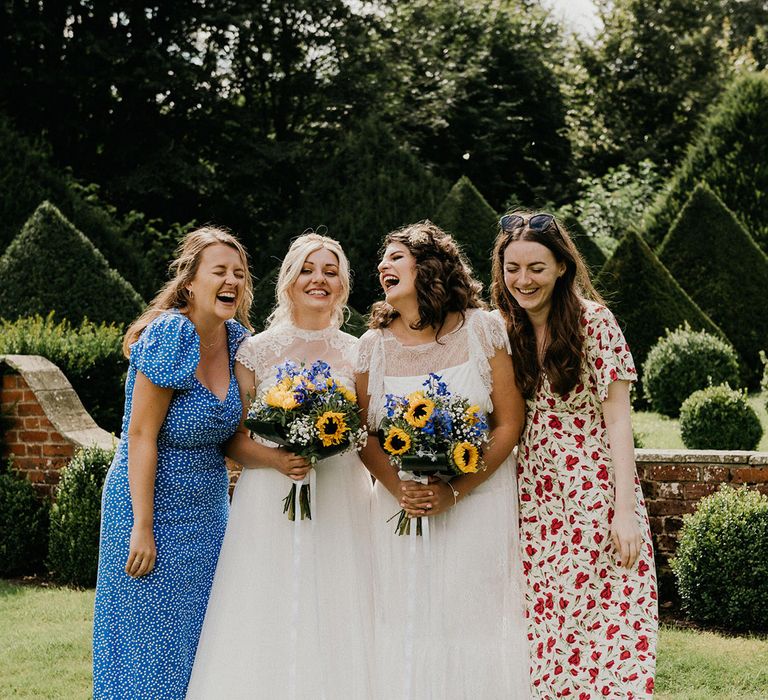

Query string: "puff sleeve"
[[129, 312, 200, 390], [582, 302, 637, 401]]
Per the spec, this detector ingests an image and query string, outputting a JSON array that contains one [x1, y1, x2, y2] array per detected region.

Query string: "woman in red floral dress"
[[491, 212, 658, 698]]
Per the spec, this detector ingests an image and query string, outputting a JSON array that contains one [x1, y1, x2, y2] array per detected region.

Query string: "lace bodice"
[[355, 308, 510, 427], [236, 322, 358, 393]]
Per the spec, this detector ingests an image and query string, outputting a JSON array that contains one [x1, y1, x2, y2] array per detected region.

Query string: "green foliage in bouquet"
[[643, 72, 768, 253], [672, 485, 768, 631], [658, 183, 768, 383], [595, 229, 723, 374], [679, 384, 763, 451], [0, 202, 144, 327], [0, 461, 49, 577], [47, 445, 114, 587], [0, 314, 126, 433], [641, 325, 741, 417]]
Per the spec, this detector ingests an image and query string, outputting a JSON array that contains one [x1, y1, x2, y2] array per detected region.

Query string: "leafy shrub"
[[672, 485, 768, 631], [595, 228, 723, 373], [47, 445, 114, 587], [643, 73, 768, 253], [679, 384, 763, 450], [642, 325, 741, 416], [0, 314, 126, 433], [0, 461, 49, 576], [561, 215, 607, 276], [658, 183, 768, 383], [0, 201, 144, 327]]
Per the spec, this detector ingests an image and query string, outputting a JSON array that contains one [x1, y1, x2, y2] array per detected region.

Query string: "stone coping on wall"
[[636, 448, 768, 465], [1, 354, 114, 451]]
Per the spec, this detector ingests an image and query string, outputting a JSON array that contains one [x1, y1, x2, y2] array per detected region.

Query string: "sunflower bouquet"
[[245, 359, 367, 520], [379, 373, 490, 535]]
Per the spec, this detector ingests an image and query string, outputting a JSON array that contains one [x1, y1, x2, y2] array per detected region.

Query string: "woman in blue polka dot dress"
[[93, 227, 253, 699]]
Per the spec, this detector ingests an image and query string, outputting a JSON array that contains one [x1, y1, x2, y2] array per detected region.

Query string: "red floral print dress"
[[518, 300, 658, 699]]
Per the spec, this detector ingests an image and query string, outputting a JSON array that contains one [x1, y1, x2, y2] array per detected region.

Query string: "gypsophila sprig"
[[245, 360, 367, 521], [379, 373, 490, 535]]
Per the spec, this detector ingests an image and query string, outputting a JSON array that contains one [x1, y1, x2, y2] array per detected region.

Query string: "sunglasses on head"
[[499, 213, 557, 233]]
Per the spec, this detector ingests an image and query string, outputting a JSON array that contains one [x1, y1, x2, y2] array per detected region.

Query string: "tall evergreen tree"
[[658, 183, 768, 382], [596, 229, 724, 372]]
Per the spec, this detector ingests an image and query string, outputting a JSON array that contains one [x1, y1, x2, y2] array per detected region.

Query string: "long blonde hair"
[[123, 226, 254, 356], [267, 231, 351, 329]]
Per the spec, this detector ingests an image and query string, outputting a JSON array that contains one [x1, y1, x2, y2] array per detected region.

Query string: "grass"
[[633, 392, 768, 451], [2, 580, 768, 698]]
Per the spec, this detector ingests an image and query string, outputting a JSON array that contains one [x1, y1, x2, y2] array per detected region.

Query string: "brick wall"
[[0, 355, 114, 497], [636, 449, 768, 595]]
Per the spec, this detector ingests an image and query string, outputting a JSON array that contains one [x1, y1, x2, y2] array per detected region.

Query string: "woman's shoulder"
[[580, 298, 618, 329]]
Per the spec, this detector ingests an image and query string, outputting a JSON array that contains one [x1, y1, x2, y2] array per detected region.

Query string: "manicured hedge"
[[595, 229, 723, 373], [0, 202, 144, 327], [0, 314, 127, 434], [643, 72, 768, 253], [433, 176, 498, 288], [658, 183, 768, 383]]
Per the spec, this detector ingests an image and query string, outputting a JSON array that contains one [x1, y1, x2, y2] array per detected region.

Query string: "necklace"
[[199, 329, 224, 350]]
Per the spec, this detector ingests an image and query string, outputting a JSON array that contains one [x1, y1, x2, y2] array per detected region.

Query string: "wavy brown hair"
[[369, 220, 484, 336], [123, 226, 254, 356], [490, 211, 603, 398]]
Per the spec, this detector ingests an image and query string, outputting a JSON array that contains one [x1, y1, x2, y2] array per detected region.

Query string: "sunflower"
[[315, 411, 349, 446], [264, 383, 299, 410], [465, 404, 481, 425], [383, 427, 412, 456], [453, 441, 480, 473], [404, 392, 435, 428]]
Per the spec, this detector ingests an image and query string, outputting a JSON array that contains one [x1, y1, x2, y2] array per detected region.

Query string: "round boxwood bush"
[[679, 384, 763, 450], [0, 462, 49, 576], [642, 325, 740, 417], [47, 445, 114, 587], [672, 485, 768, 631]]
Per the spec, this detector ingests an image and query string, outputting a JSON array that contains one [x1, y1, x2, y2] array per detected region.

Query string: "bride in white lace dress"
[[187, 233, 373, 699], [355, 221, 531, 699]]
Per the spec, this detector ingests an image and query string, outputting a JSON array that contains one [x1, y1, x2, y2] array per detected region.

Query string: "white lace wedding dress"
[[186, 323, 374, 699], [357, 308, 531, 700]]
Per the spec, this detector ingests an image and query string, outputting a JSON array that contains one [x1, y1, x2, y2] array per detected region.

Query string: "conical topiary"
[[563, 215, 607, 276], [658, 182, 768, 382], [596, 228, 724, 373], [290, 117, 449, 311], [643, 72, 768, 253], [432, 176, 498, 288], [0, 201, 144, 326]]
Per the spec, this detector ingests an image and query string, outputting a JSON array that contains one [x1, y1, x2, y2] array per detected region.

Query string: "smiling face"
[[502, 239, 566, 318], [378, 242, 417, 304], [186, 243, 246, 321], [290, 247, 342, 321]]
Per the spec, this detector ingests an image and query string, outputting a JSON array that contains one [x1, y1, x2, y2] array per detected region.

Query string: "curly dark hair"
[[490, 211, 603, 398], [369, 220, 485, 337]]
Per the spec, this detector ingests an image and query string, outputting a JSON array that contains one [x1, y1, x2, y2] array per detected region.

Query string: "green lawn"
[[633, 392, 768, 451], [2, 580, 767, 698]]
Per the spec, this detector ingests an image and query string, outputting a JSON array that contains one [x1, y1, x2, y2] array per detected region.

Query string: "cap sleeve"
[[582, 301, 637, 401], [235, 333, 271, 380], [129, 312, 200, 390], [354, 329, 378, 375]]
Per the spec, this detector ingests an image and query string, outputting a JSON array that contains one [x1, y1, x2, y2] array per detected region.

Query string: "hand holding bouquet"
[[245, 360, 367, 520], [379, 373, 490, 534]]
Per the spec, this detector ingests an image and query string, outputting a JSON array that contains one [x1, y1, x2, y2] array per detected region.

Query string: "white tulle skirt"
[[186, 451, 375, 699], [369, 455, 532, 700]]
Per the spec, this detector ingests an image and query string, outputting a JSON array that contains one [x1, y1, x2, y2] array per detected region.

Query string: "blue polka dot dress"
[[93, 310, 248, 699]]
